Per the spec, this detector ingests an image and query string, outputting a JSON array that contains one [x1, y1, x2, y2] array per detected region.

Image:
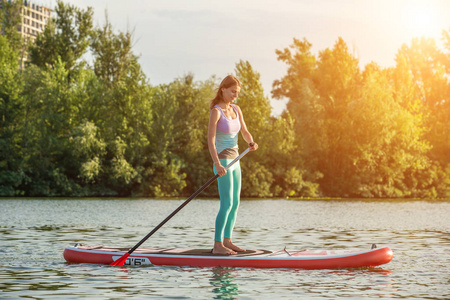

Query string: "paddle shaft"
[[125, 147, 250, 255]]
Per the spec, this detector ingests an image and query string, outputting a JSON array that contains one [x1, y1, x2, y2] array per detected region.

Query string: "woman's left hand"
[[249, 142, 258, 151]]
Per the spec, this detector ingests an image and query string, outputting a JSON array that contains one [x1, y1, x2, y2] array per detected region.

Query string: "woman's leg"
[[224, 162, 241, 240], [223, 163, 245, 252], [214, 159, 234, 243]]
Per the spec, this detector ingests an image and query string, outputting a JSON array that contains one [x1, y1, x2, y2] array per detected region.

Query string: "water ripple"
[[0, 199, 449, 299]]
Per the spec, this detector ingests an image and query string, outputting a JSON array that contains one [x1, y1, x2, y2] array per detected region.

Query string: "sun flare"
[[401, 1, 441, 37]]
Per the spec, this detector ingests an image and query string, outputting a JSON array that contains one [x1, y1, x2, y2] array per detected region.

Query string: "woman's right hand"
[[216, 164, 227, 176]]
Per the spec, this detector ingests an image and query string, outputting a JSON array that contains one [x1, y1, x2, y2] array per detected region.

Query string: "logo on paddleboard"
[[112, 256, 151, 266]]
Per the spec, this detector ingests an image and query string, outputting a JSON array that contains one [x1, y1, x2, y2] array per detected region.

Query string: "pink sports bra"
[[215, 104, 241, 134]]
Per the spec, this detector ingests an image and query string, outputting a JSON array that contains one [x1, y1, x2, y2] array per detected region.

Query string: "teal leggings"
[[213, 159, 241, 242]]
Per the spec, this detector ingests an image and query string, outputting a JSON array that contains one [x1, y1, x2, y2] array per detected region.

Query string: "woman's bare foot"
[[224, 238, 245, 252], [212, 241, 236, 255]]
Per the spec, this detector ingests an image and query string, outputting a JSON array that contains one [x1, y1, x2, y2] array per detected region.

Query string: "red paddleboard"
[[63, 244, 393, 269]]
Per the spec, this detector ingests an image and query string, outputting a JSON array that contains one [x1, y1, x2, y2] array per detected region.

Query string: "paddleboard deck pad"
[[63, 244, 393, 269]]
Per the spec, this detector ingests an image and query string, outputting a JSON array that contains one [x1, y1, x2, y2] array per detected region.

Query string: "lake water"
[[0, 198, 449, 299]]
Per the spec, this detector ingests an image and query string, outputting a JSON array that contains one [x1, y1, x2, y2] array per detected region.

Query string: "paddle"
[[110, 147, 252, 266]]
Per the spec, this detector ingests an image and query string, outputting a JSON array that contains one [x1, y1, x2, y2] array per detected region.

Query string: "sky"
[[41, 0, 450, 115]]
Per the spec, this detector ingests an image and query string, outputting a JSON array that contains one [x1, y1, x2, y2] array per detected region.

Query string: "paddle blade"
[[110, 253, 130, 266]]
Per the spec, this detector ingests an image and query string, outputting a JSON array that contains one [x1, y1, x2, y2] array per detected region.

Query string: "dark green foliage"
[[0, 0, 23, 53], [0, 35, 23, 196]]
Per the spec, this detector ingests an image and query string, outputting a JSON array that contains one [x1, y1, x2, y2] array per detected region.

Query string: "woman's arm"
[[208, 108, 227, 176]]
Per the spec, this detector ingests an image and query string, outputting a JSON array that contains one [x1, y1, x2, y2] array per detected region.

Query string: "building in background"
[[1, 0, 52, 67], [19, 1, 51, 43]]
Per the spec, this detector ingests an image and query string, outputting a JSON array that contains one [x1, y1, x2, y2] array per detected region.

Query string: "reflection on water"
[[211, 268, 239, 299], [205, 265, 397, 299], [0, 199, 449, 299]]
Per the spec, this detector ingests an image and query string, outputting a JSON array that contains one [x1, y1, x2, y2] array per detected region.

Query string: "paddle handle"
[[126, 147, 251, 254]]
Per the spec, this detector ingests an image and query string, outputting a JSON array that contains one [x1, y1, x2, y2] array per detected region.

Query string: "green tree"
[[395, 37, 449, 168], [272, 38, 323, 180], [236, 60, 319, 197], [20, 60, 85, 195], [390, 33, 450, 197], [91, 15, 132, 87], [0, 35, 24, 196], [89, 17, 154, 196], [0, 0, 23, 52], [313, 38, 362, 195], [168, 75, 215, 196], [273, 37, 439, 198], [29, 0, 93, 79], [350, 63, 431, 197], [234, 60, 274, 197], [235, 60, 272, 141], [147, 80, 187, 197], [273, 37, 361, 196]]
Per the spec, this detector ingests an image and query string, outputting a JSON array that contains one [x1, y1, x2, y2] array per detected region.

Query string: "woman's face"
[[221, 85, 240, 103]]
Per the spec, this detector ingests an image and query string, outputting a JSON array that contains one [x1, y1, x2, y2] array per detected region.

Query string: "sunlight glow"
[[401, 1, 441, 37]]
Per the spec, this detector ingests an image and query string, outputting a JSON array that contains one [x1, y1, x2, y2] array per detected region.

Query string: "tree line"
[[1, 1, 449, 198]]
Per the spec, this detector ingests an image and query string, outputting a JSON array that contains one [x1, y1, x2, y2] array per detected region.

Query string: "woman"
[[208, 75, 258, 255]]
